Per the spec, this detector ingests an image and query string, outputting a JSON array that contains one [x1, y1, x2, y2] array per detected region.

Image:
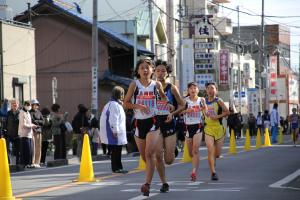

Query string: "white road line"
[[92, 181, 123, 186], [193, 188, 242, 192], [269, 169, 300, 190], [128, 193, 159, 200]]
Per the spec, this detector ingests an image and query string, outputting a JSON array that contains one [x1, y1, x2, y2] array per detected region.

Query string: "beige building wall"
[[1, 21, 36, 103]]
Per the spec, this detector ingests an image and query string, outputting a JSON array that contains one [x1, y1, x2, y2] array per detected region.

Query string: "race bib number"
[[157, 100, 170, 115]]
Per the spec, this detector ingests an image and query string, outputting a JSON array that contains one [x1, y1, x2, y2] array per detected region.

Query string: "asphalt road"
[[11, 137, 300, 200]]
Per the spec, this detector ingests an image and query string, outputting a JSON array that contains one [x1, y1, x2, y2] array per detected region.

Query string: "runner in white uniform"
[[123, 58, 171, 196]]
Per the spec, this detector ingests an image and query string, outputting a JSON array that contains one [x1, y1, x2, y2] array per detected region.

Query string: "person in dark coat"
[[227, 107, 237, 137], [40, 107, 52, 165], [30, 99, 44, 168], [71, 104, 89, 159], [4, 99, 20, 164]]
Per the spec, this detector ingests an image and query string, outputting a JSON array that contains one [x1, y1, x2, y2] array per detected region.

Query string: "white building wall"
[[2, 22, 36, 102]]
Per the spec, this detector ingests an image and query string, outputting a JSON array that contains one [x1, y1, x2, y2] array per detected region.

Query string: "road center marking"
[[269, 169, 300, 191]]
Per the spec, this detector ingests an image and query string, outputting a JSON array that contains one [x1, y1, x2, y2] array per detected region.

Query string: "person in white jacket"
[[18, 101, 37, 168], [100, 86, 128, 173]]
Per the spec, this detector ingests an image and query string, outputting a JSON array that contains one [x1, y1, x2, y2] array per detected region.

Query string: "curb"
[[10, 164, 25, 172]]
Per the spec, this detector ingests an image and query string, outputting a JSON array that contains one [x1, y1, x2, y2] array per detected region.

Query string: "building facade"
[[0, 20, 36, 104], [15, 0, 152, 118]]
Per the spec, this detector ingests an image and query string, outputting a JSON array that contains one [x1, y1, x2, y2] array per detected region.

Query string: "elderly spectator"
[[4, 99, 20, 164], [18, 101, 36, 168], [100, 86, 128, 173]]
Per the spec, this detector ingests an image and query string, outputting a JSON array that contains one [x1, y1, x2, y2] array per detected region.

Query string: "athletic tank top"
[[132, 80, 157, 119], [290, 113, 299, 125], [184, 96, 203, 125], [205, 97, 222, 126], [157, 83, 176, 116]]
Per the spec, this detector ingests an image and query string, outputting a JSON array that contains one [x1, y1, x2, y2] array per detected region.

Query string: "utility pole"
[[166, 0, 175, 77], [27, 3, 32, 26], [133, 18, 138, 69], [237, 6, 242, 113], [178, 0, 183, 94], [298, 43, 300, 113], [148, 0, 155, 54], [259, 0, 265, 112], [91, 0, 98, 115]]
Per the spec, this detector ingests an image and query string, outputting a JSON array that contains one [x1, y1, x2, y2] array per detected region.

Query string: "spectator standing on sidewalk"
[[4, 99, 20, 164], [256, 112, 263, 135], [270, 103, 280, 144], [100, 86, 128, 174], [227, 107, 237, 137], [89, 112, 100, 156], [30, 99, 44, 168], [248, 113, 256, 137], [50, 104, 66, 160], [18, 101, 37, 168], [40, 107, 52, 165], [72, 104, 89, 159], [263, 110, 271, 134], [0, 99, 8, 138]]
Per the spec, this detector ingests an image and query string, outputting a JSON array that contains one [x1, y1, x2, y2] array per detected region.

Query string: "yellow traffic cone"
[[244, 129, 251, 151], [75, 134, 97, 182], [228, 130, 237, 154], [136, 156, 146, 170], [264, 128, 272, 147], [0, 138, 16, 200], [256, 128, 262, 149], [181, 141, 192, 162], [278, 127, 284, 144]]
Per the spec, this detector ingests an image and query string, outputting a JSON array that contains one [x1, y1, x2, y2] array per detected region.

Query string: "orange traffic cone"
[[256, 128, 262, 149], [278, 127, 284, 144], [228, 130, 237, 154], [264, 128, 272, 147], [244, 129, 251, 151], [0, 138, 16, 200], [75, 134, 97, 182], [136, 156, 146, 170], [181, 141, 192, 162]]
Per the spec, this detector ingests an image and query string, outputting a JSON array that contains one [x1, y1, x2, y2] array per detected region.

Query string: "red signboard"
[[219, 49, 230, 85], [269, 56, 278, 100]]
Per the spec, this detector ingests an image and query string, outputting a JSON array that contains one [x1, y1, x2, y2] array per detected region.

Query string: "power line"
[[208, 0, 300, 18]]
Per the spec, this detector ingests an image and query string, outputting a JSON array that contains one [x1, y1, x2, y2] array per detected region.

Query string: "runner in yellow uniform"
[[204, 82, 229, 181]]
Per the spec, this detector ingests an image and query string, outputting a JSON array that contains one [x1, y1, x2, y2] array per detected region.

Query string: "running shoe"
[[160, 183, 169, 193], [141, 183, 150, 196], [211, 172, 219, 181], [190, 172, 197, 182]]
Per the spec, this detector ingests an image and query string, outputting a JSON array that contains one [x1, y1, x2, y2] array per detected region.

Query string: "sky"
[[8, 0, 300, 70]]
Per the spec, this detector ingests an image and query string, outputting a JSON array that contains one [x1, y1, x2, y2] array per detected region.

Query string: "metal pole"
[[166, 0, 175, 75], [27, 3, 32, 26], [298, 43, 300, 110], [91, 0, 98, 115], [178, 0, 183, 94], [259, 0, 265, 112], [148, 0, 155, 54], [133, 18, 137, 68], [29, 75, 32, 100], [237, 6, 242, 113]]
